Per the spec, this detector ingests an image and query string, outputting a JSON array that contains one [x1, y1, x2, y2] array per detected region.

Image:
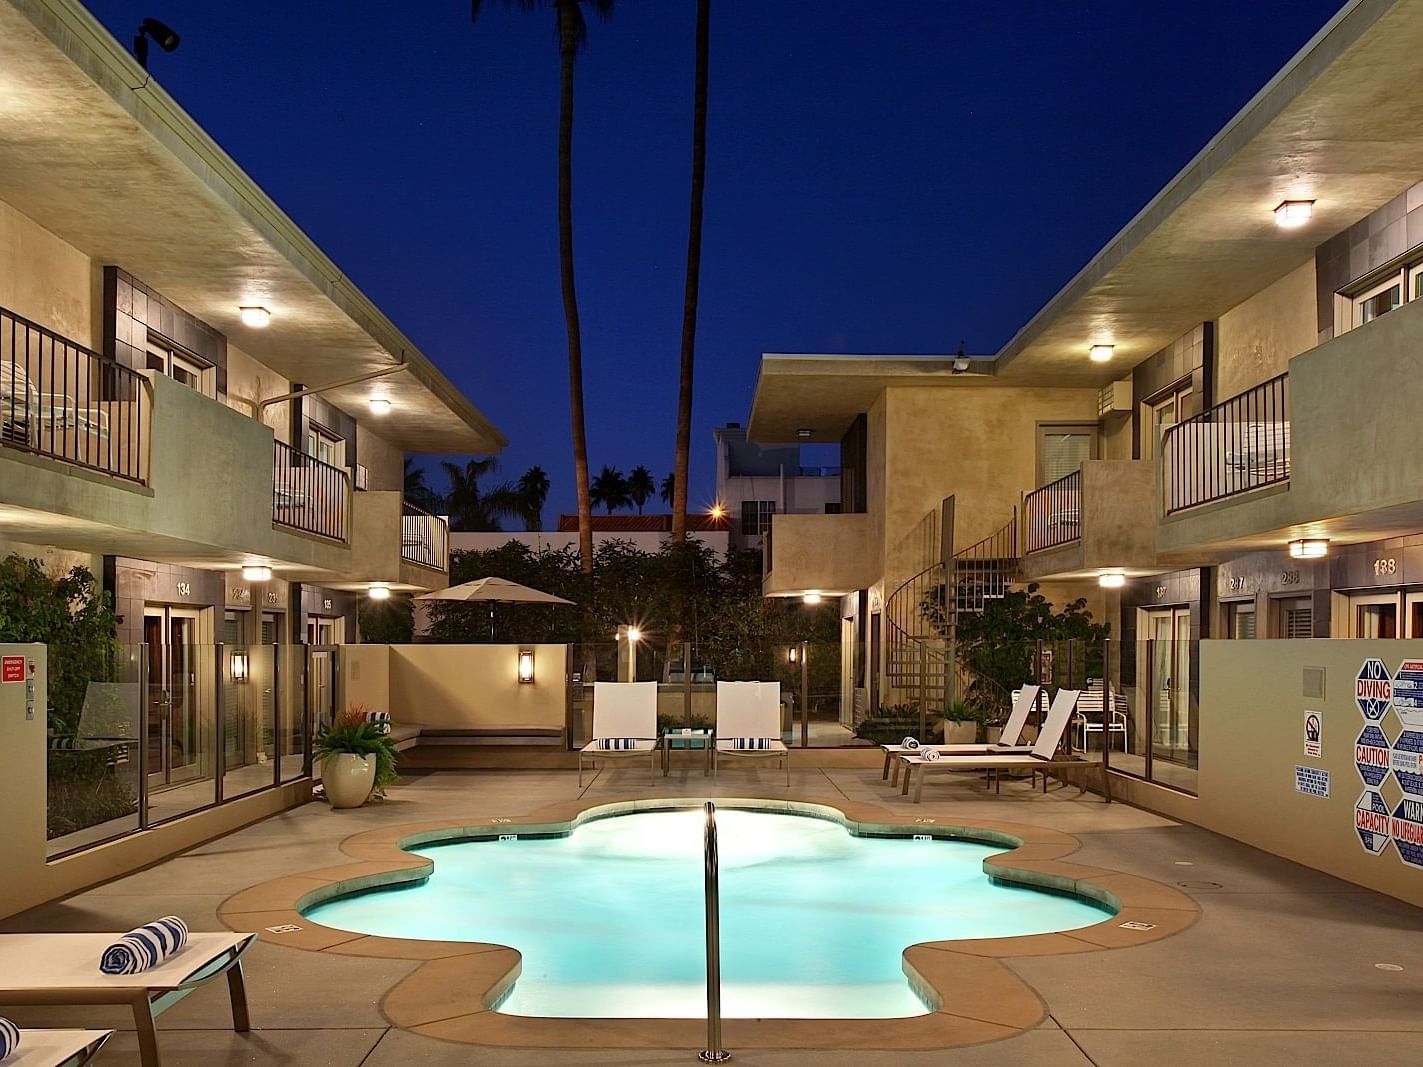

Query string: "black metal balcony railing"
[[1, 304, 149, 483], [1023, 469, 1082, 553], [401, 498, 449, 570], [1162, 373, 1290, 514], [272, 440, 350, 542]]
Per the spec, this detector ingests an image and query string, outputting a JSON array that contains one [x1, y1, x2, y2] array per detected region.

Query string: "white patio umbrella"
[[416, 577, 574, 639]]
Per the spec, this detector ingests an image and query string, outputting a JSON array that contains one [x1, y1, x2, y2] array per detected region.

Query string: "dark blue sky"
[[89, 0, 1342, 518]]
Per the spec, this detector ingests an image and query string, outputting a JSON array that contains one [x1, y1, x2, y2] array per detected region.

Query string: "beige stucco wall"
[[0, 537, 99, 577], [1215, 259, 1317, 400], [763, 513, 876, 596], [224, 343, 291, 440], [343, 642, 391, 709], [0, 198, 96, 348], [357, 425, 403, 492]]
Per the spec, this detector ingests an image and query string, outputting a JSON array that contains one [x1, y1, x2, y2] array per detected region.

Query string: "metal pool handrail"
[[700, 801, 730, 1063]]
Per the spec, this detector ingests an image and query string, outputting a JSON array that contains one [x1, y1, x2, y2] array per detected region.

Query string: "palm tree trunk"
[[559, 8, 595, 576], [671, 0, 710, 543]]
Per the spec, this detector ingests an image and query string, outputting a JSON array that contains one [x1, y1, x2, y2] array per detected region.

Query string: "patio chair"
[[4, 1028, 113, 1066], [1074, 687, 1128, 753], [713, 681, 789, 786], [0, 932, 254, 1067], [899, 689, 1100, 803], [879, 684, 1041, 784], [578, 681, 659, 787]]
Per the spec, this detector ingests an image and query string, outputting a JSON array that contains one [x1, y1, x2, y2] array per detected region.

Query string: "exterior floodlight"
[[802, 592, 822, 606], [1274, 200, 1314, 229], [133, 17, 180, 70], [1289, 538, 1329, 559], [1089, 345, 1115, 363], [1098, 570, 1126, 589], [240, 565, 272, 582], [238, 306, 270, 328], [518, 649, 535, 684]]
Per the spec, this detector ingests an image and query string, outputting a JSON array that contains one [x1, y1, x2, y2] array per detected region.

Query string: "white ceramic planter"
[[944, 720, 978, 745], [322, 753, 376, 809]]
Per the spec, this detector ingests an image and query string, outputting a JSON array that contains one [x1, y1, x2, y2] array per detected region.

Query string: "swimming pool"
[[306, 807, 1111, 1019]]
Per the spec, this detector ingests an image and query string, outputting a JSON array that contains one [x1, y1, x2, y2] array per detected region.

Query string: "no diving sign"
[[1357, 658, 1393, 721]]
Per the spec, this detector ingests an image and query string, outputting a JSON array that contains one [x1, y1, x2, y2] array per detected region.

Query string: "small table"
[[661, 729, 714, 777]]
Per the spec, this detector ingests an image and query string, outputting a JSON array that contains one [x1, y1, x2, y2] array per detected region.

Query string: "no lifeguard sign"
[[1, 656, 23, 683], [1356, 658, 1393, 721]]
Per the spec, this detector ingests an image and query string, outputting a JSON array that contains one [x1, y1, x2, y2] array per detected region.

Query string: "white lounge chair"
[[578, 681, 659, 786], [713, 681, 789, 786], [6, 1028, 113, 1066], [879, 684, 1041, 785], [0, 932, 254, 1067], [899, 689, 1103, 803]]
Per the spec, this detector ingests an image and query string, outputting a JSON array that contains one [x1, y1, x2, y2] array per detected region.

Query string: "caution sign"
[[1356, 724, 1391, 788], [1394, 659, 1423, 729], [1391, 730, 1423, 797], [1391, 797, 1423, 869], [1356, 658, 1393, 721], [1357, 789, 1391, 855]]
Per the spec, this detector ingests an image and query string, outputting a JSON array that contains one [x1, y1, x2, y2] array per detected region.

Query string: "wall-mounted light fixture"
[[1089, 344, 1115, 363], [1289, 538, 1329, 559], [802, 592, 822, 606], [709, 502, 727, 521], [231, 650, 250, 683], [1274, 200, 1315, 229], [797, 428, 813, 440], [368, 397, 392, 415], [788, 645, 799, 665], [1098, 570, 1126, 589], [368, 582, 391, 600], [238, 306, 271, 328], [132, 17, 180, 70], [518, 648, 535, 684], [240, 565, 272, 582]]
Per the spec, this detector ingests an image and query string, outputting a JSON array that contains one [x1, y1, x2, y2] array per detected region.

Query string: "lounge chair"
[[898, 689, 1104, 803], [6, 1028, 113, 1066], [713, 681, 789, 786], [879, 684, 1041, 785], [578, 681, 659, 787], [0, 932, 254, 1067]]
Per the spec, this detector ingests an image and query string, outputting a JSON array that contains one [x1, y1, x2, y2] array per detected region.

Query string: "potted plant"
[[853, 702, 944, 746], [944, 699, 989, 744], [314, 707, 398, 809]]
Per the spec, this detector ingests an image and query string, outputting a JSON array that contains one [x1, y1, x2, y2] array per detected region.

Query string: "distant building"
[[713, 422, 841, 550], [450, 513, 732, 557]]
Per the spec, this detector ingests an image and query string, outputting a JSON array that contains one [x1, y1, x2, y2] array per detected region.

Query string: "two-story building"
[[712, 421, 840, 550]]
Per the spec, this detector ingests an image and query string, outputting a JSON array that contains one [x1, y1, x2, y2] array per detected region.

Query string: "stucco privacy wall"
[[357, 425, 404, 493], [1123, 640, 1423, 909], [0, 197, 94, 346], [1214, 259, 1317, 399]]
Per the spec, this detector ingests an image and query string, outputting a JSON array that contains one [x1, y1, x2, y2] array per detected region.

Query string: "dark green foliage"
[[358, 594, 415, 644], [45, 748, 138, 840], [853, 702, 943, 745], [315, 709, 399, 795]]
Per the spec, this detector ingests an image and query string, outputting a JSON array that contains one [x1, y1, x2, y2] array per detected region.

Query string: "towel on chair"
[[900, 736, 920, 750], [596, 737, 638, 750], [99, 915, 189, 975], [48, 735, 78, 751], [364, 710, 392, 736], [921, 748, 942, 762], [0, 1016, 18, 1059], [731, 737, 776, 750]]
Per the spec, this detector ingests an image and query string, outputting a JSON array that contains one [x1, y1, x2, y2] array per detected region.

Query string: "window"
[[146, 338, 213, 397], [1224, 601, 1256, 639], [305, 425, 344, 467], [1279, 597, 1314, 639], [1140, 384, 1192, 461], [740, 500, 776, 536], [1036, 423, 1098, 484], [1355, 273, 1404, 327], [824, 502, 843, 515]]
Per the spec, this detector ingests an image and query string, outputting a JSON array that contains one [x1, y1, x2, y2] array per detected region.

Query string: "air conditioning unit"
[[353, 463, 369, 491], [1098, 379, 1132, 418]]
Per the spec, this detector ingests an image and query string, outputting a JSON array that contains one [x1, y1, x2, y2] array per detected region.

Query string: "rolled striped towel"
[[99, 915, 189, 975], [596, 737, 637, 750], [732, 737, 776, 750], [921, 748, 942, 762], [364, 710, 391, 736], [48, 735, 78, 751], [900, 736, 920, 750], [0, 1016, 18, 1059]]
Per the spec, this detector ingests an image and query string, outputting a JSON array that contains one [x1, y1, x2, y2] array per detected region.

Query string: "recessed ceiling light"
[[240, 565, 272, 582], [1098, 570, 1126, 589], [239, 306, 271, 328], [1289, 538, 1329, 559], [802, 592, 822, 605], [1089, 344, 1115, 363], [368, 583, 391, 600], [797, 428, 813, 439], [368, 397, 392, 415], [1274, 200, 1314, 228]]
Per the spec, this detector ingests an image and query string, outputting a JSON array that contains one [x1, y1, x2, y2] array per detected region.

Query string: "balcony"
[[401, 498, 449, 571], [1021, 460, 1160, 581], [762, 511, 876, 597], [1161, 374, 1290, 515], [339, 491, 450, 591], [271, 440, 351, 543]]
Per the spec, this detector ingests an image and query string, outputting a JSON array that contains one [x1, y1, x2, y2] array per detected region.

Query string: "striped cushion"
[[596, 738, 638, 750], [0, 1016, 18, 1059], [921, 748, 942, 762], [364, 710, 391, 736], [731, 737, 776, 750], [900, 736, 920, 750], [99, 915, 189, 975], [48, 735, 78, 751]]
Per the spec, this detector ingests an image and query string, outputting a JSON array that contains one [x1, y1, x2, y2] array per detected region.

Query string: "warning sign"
[[1294, 765, 1330, 797], [1356, 789, 1391, 855], [1391, 797, 1423, 869], [0, 657, 22, 683], [1392, 730, 1423, 797], [1356, 724, 1392, 788], [1393, 659, 1423, 729], [1304, 711, 1322, 758], [1356, 658, 1393, 721]]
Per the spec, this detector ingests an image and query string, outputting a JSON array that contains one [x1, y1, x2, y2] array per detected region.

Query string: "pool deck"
[[5, 755, 1423, 1064]]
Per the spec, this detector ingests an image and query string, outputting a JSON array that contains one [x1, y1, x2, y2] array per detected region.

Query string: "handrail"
[[1023, 469, 1082, 553], [700, 801, 730, 1063], [272, 439, 351, 542], [1161, 372, 1290, 513], [401, 496, 449, 570]]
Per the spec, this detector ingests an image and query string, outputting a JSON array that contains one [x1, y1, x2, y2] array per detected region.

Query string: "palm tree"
[[441, 457, 518, 531], [589, 465, 630, 514], [670, 0, 711, 543], [515, 465, 551, 530], [660, 472, 676, 507], [471, 0, 612, 577], [403, 458, 441, 511], [626, 465, 655, 514]]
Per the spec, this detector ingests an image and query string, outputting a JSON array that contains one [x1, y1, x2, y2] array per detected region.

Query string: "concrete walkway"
[[5, 761, 1423, 1065]]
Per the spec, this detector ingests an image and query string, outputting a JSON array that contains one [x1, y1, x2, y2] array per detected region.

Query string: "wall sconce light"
[[626, 626, 642, 643], [368, 582, 391, 600], [1098, 570, 1126, 589], [1274, 200, 1314, 229], [231, 650, 250, 683], [1289, 538, 1329, 559], [518, 649, 535, 684], [238, 306, 271, 328], [241, 565, 272, 582], [788, 645, 799, 665], [802, 592, 822, 606], [1089, 344, 1115, 363]]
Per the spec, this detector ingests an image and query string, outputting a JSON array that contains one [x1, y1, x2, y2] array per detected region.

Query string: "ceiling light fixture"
[[1098, 570, 1126, 589], [1089, 344, 1115, 363], [1274, 200, 1315, 229], [240, 565, 272, 582], [802, 592, 822, 606], [1289, 538, 1329, 559], [239, 306, 271, 328], [368, 583, 391, 600], [797, 428, 813, 440], [368, 397, 392, 415]]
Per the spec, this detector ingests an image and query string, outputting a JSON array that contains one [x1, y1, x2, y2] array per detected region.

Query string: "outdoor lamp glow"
[[231, 650, 249, 683], [788, 645, 799, 664], [802, 592, 822, 606], [518, 649, 535, 684], [709, 502, 727, 521], [368, 397, 392, 415], [238, 306, 271, 328], [368, 583, 391, 600], [240, 565, 272, 582], [1289, 538, 1329, 559], [626, 626, 642, 642], [1274, 200, 1314, 229], [1089, 344, 1115, 363], [1098, 570, 1126, 589]]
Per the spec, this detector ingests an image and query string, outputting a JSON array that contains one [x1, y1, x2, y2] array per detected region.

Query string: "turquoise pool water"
[[306, 808, 1109, 1019]]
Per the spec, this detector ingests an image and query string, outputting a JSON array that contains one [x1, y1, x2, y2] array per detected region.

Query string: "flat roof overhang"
[[0, 0, 505, 455], [994, 0, 1423, 386]]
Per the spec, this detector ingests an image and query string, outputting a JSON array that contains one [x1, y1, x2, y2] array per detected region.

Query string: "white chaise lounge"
[[879, 684, 1042, 785], [0, 932, 254, 1067], [713, 681, 789, 786], [578, 681, 659, 786], [7, 1028, 113, 1067]]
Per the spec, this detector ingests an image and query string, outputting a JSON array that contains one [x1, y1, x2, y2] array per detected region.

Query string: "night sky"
[[87, 0, 1343, 519]]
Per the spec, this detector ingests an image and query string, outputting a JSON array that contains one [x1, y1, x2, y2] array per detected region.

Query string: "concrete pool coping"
[[216, 795, 1199, 1051]]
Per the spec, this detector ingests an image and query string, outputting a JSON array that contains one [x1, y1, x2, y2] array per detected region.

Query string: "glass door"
[[1147, 607, 1193, 768], [1351, 593, 1401, 638], [1408, 593, 1423, 638], [1141, 385, 1192, 461], [143, 606, 205, 792]]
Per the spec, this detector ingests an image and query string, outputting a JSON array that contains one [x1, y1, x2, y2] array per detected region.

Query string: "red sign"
[[1, 656, 24, 683]]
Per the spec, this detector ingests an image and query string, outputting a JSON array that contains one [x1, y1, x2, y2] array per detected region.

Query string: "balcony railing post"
[[1163, 372, 1290, 514]]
